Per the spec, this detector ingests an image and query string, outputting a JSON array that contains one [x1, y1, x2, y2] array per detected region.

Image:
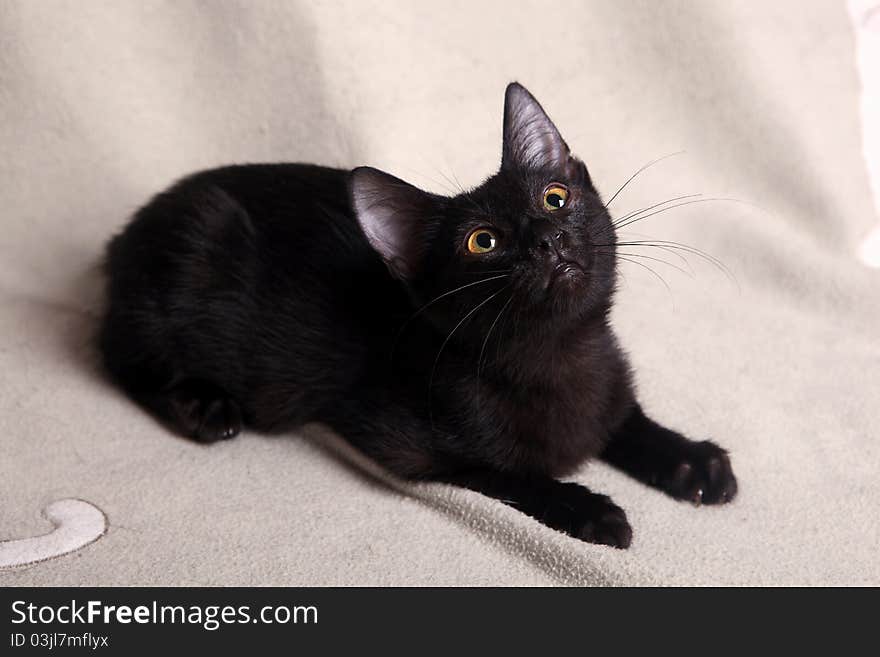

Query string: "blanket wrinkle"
[[1, 0, 877, 585]]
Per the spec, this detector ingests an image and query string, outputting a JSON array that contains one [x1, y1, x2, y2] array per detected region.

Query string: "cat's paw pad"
[[195, 398, 242, 443], [664, 441, 737, 505]]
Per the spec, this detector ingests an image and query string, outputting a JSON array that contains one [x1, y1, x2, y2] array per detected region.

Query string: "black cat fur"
[[100, 83, 736, 548]]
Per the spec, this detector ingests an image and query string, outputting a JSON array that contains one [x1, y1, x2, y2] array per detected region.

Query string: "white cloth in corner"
[[850, 0, 880, 266]]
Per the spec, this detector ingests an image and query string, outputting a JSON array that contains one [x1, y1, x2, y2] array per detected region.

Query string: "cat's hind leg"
[[134, 379, 243, 443]]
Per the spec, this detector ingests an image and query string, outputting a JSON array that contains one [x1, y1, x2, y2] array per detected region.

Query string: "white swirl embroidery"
[[0, 499, 107, 570]]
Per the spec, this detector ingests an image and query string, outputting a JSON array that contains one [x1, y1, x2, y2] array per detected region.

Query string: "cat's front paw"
[[660, 441, 737, 505], [555, 484, 633, 548]]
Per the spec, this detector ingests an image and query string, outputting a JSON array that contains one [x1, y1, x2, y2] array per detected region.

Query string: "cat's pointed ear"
[[502, 82, 570, 171], [350, 167, 436, 281]]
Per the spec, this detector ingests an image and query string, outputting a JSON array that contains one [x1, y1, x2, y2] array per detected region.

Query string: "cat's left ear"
[[502, 82, 571, 171], [350, 167, 437, 281]]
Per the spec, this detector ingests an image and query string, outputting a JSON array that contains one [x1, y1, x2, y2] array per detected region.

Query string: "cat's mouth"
[[548, 260, 585, 289]]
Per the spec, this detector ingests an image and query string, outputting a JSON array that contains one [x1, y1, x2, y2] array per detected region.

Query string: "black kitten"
[[100, 83, 736, 547]]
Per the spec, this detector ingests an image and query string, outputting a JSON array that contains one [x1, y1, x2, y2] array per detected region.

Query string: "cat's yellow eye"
[[543, 184, 569, 211], [466, 228, 498, 254]]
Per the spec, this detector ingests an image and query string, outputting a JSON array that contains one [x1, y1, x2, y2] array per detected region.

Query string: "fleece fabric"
[[1, 0, 878, 585]]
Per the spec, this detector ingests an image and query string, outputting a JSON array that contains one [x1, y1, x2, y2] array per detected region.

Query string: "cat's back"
[[101, 163, 402, 430], [174, 162, 354, 230], [106, 162, 390, 298]]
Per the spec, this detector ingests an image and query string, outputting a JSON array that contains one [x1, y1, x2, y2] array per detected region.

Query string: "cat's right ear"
[[502, 82, 570, 171], [350, 167, 436, 281]]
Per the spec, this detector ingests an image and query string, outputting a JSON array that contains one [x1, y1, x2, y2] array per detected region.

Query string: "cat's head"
[[351, 83, 616, 340]]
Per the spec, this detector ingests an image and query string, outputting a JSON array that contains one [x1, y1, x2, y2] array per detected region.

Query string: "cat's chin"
[[547, 260, 586, 294]]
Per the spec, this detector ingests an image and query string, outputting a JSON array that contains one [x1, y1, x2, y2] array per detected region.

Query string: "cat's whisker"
[[631, 243, 692, 273], [450, 171, 470, 196], [437, 168, 464, 194], [605, 240, 738, 290], [612, 193, 703, 228], [603, 151, 684, 209], [397, 165, 459, 196], [451, 170, 492, 215], [612, 251, 693, 278], [477, 293, 515, 384], [592, 194, 702, 244], [607, 241, 692, 273], [493, 293, 517, 363], [613, 197, 746, 233], [390, 274, 509, 363], [400, 275, 509, 325], [436, 168, 485, 214], [618, 255, 675, 309], [630, 241, 737, 287], [593, 194, 702, 243], [596, 252, 675, 308], [429, 287, 508, 429], [596, 195, 745, 293]]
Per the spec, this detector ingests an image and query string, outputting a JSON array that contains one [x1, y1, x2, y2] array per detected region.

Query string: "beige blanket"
[[2, 0, 878, 585]]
